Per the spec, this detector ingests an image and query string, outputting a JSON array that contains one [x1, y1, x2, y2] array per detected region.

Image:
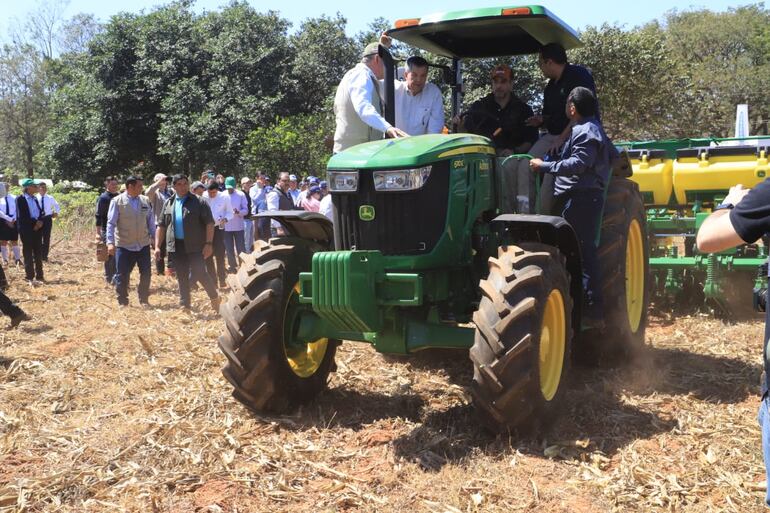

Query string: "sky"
[[0, 0, 752, 38]]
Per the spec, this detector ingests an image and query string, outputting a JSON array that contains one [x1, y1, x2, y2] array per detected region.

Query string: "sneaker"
[[14, 260, 21, 268], [10, 312, 31, 328]]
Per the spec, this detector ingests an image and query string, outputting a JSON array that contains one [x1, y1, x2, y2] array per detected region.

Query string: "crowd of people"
[[95, 170, 332, 310]]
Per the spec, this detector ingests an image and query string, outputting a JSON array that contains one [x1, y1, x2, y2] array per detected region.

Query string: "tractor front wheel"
[[470, 243, 573, 433], [218, 240, 339, 413]]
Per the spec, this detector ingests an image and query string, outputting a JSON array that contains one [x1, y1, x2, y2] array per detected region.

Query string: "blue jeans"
[[243, 219, 254, 254], [759, 395, 770, 506], [115, 245, 151, 305], [223, 230, 245, 272]]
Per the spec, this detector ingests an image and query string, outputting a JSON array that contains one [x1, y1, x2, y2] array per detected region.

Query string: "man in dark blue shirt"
[[527, 43, 598, 214], [697, 178, 770, 506], [95, 176, 119, 284], [530, 87, 615, 325]]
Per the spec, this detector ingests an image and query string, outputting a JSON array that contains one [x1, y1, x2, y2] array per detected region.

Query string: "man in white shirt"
[[36, 182, 60, 262], [319, 193, 334, 223], [202, 181, 232, 288], [333, 42, 408, 153], [266, 172, 296, 236], [223, 176, 248, 273], [394, 56, 444, 136]]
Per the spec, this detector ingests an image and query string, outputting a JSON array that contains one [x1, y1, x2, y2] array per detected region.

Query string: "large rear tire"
[[218, 240, 339, 413], [470, 244, 573, 434], [589, 178, 650, 362]]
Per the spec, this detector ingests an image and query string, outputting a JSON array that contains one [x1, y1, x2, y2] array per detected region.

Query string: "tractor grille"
[[332, 161, 450, 256]]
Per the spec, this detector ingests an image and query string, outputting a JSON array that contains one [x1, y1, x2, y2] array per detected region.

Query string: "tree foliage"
[[0, 1, 764, 183]]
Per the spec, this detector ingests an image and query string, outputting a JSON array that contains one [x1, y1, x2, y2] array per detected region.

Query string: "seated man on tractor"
[[529, 86, 617, 327], [454, 65, 538, 212]]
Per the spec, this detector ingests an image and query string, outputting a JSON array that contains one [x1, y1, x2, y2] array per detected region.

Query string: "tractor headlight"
[[373, 166, 432, 191], [328, 171, 359, 192]]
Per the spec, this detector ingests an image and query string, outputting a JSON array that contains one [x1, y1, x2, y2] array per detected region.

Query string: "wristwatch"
[[714, 202, 734, 211]]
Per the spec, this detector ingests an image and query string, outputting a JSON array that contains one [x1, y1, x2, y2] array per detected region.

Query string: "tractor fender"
[[255, 210, 334, 248], [491, 214, 583, 326]]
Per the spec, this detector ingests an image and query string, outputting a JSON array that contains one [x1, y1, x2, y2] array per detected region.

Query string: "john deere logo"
[[359, 205, 375, 221]]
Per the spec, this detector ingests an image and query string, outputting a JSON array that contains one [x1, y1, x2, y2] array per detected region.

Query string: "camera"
[[754, 261, 768, 313]]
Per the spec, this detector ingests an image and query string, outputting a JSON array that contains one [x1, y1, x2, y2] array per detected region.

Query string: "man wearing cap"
[[35, 182, 59, 262], [202, 181, 232, 288], [240, 177, 255, 253], [16, 179, 45, 284], [527, 43, 598, 214], [155, 174, 221, 311], [223, 176, 248, 273], [191, 181, 205, 196], [333, 42, 408, 153], [456, 64, 538, 213], [394, 56, 444, 136], [288, 175, 300, 206], [145, 173, 175, 276], [106, 175, 155, 307]]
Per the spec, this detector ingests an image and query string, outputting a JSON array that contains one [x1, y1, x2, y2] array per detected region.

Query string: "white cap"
[[289, 174, 298, 181], [154, 173, 167, 182], [241, 177, 252, 184]]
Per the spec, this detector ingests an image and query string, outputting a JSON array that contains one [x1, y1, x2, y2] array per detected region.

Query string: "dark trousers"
[[155, 240, 166, 275], [115, 245, 151, 305], [0, 264, 7, 288], [101, 228, 116, 284], [554, 189, 604, 315], [41, 217, 53, 260], [0, 289, 22, 318], [20, 231, 44, 281], [205, 228, 227, 287], [172, 239, 218, 307], [257, 218, 270, 242]]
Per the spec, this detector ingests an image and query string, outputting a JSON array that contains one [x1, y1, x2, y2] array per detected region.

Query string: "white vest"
[[333, 64, 384, 153]]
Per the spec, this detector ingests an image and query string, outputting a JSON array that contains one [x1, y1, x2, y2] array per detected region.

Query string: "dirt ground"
[[0, 239, 768, 512]]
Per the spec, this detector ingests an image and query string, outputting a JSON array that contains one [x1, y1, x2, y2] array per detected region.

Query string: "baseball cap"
[[21, 178, 39, 187], [191, 181, 204, 190], [309, 185, 321, 194], [491, 64, 512, 81], [289, 174, 297, 181], [361, 42, 379, 58], [154, 173, 167, 182], [308, 176, 319, 185], [240, 177, 252, 184], [319, 181, 328, 189], [225, 176, 236, 189]]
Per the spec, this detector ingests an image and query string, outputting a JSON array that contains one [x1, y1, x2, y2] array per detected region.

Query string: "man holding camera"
[[697, 180, 770, 506]]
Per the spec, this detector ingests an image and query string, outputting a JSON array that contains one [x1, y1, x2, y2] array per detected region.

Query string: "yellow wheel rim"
[[625, 219, 645, 333], [284, 284, 329, 378], [539, 289, 566, 401]]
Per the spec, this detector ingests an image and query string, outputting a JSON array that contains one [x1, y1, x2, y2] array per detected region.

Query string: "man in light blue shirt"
[[394, 56, 444, 136], [106, 175, 155, 306]]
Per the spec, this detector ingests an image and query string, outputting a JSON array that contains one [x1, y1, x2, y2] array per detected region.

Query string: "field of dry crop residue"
[[0, 236, 768, 512]]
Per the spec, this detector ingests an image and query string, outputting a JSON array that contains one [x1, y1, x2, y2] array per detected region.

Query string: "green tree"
[[241, 112, 333, 178]]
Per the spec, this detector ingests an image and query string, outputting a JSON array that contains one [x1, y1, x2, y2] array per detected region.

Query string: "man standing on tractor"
[[527, 43, 598, 214], [333, 42, 408, 153], [529, 87, 615, 327], [455, 64, 538, 213], [696, 181, 770, 507], [394, 56, 444, 136]]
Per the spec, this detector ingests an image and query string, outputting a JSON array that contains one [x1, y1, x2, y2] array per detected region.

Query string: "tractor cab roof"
[[385, 5, 581, 59]]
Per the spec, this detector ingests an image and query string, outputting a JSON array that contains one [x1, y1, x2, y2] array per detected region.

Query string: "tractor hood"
[[385, 5, 580, 59], [327, 134, 495, 170]]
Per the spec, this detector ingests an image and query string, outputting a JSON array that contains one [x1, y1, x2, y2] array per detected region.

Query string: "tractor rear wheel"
[[218, 239, 339, 413], [589, 178, 650, 362], [470, 243, 573, 434]]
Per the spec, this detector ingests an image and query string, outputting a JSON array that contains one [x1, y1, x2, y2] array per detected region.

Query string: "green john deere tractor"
[[218, 5, 650, 433]]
